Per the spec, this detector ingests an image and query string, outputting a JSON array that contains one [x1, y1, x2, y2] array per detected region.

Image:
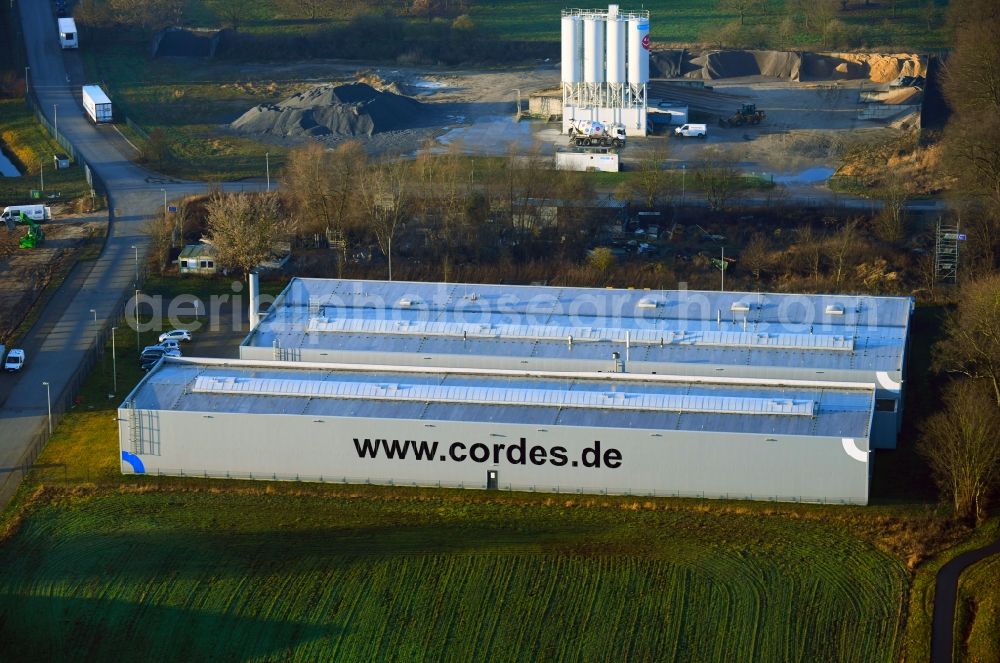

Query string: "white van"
[[58, 18, 78, 49], [4, 348, 25, 372], [1, 205, 52, 224], [674, 123, 707, 138]]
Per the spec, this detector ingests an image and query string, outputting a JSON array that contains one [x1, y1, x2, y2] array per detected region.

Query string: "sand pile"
[[880, 87, 923, 105], [650, 49, 926, 84], [824, 52, 926, 83], [355, 71, 408, 96], [231, 83, 422, 138]]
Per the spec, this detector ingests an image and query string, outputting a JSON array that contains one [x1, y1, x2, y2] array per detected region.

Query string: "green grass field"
[[954, 550, 1000, 663], [0, 99, 92, 205], [162, 0, 951, 51], [0, 489, 908, 662], [469, 0, 950, 50], [0, 276, 970, 662], [80, 45, 289, 181]]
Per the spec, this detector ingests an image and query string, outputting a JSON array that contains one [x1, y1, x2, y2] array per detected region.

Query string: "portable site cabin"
[[177, 244, 219, 275]]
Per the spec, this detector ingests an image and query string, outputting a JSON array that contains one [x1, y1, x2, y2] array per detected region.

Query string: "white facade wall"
[[120, 409, 871, 504]]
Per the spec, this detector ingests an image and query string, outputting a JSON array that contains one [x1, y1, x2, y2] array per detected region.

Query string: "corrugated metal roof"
[[130, 359, 873, 438], [243, 278, 911, 373], [192, 375, 818, 416]]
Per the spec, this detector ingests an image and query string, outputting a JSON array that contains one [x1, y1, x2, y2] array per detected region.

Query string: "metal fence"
[[23, 86, 107, 198], [0, 264, 146, 508]]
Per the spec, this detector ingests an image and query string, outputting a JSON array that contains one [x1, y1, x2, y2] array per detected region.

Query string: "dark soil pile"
[[230, 83, 422, 138]]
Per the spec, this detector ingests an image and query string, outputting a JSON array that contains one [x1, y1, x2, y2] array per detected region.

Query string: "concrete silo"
[[561, 6, 648, 136], [560, 15, 582, 84]]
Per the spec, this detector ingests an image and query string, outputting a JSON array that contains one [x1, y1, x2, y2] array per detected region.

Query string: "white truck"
[[82, 85, 113, 124], [58, 18, 78, 49], [674, 123, 707, 138], [567, 120, 627, 148], [1, 205, 52, 225]]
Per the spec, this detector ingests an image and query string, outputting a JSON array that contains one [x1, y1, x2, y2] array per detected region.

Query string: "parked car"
[[139, 346, 181, 371], [150, 339, 181, 352], [158, 329, 192, 343], [4, 348, 25, 372]]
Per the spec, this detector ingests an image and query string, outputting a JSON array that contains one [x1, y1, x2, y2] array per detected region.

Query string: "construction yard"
[[88, 45, 925, 184], [239, 51, 924, 183], [0, 214, 106, 345]]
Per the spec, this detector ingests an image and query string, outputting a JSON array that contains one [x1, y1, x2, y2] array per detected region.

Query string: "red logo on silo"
[[641, 34, 650, 50]]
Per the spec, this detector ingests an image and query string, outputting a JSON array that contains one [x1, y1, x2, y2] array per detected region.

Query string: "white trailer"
[[82, 85, 112, 123], [555, 151, 619, 172], [58, 18, 78, 49]]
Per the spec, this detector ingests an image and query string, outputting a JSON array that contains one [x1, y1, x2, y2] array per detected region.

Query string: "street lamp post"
[[24, 66, 29, 95], [111, 326, 118, 394], [54, 104, 58, 136], [265, 152, 270, 192], [161, 188, 167, 217], [135, 289, 141, 351], [42, 382, 51, 434], [131, 244, 139, 284], [39, 159, 43, 193]]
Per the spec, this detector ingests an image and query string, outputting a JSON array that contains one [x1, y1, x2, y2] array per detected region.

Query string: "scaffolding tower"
[[934, 219, 960, 283]]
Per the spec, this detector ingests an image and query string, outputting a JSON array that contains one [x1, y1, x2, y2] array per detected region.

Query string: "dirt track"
[[222, 58, 916, 179], [0, 216, 104, 344]]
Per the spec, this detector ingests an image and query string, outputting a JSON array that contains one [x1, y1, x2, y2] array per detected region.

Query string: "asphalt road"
[[931, 540, 1000, 663], [0, 1, 260, 506]]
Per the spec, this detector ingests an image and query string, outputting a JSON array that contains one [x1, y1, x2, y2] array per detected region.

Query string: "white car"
[[4, 348, 25, 372], [158, 329, 192, 343]]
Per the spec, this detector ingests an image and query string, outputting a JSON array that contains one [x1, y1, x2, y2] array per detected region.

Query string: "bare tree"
[[741, 232, 771, 282], [144, 214, 173, 276], [827, 218, 859, 288], [696, 160, 741, 212], [282, 141, 366, 276], [934, 274, 1000, 406], [630, 148, 674, 209], [206, 192, 288, 277], [919, 380, 1000, 522], [874, 176, 907, 244], [718, 0, 764, 26], [360, 161, 410, 281]]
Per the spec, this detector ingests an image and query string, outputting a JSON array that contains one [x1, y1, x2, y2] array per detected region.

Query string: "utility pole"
[[112, 326, 118, 394], [721, 246, 725, 291]]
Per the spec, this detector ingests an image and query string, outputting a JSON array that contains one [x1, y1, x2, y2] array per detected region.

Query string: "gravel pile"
[[230, 83, 422, 138], [686, 50, 802, 80]]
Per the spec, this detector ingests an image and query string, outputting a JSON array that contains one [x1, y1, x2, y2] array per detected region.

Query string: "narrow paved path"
[[931, 539, 1000, 663]]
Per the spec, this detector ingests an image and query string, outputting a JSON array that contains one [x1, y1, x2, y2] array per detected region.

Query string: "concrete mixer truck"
[[567, 120, 627, 149]]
